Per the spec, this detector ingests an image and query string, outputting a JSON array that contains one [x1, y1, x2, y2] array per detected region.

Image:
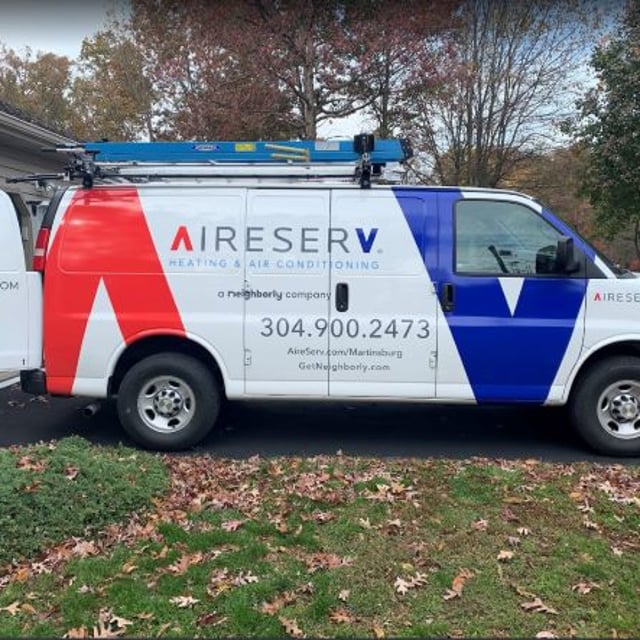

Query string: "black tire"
[[116, 353, 220, 451], [570, 356, 640, 456]]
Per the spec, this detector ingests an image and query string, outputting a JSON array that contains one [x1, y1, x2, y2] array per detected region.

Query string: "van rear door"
[[0, 191, 42, 371]]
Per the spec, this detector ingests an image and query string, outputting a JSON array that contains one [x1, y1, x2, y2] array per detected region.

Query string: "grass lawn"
[[0, 437, 639, 637]]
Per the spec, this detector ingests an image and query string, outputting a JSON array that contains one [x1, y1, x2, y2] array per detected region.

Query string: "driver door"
[[436, 195, 586, 404]]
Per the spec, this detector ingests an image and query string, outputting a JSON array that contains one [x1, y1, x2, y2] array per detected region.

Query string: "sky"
[[0, 1, 119, 59]]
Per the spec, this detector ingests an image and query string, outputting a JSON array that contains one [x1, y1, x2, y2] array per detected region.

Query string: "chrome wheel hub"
[[154, 389, 184, 418], [597, 380, 640, 440], [137, 376, 195, 434]]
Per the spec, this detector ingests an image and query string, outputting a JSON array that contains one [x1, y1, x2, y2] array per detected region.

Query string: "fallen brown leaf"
[[92, 608, 133, 638], [329, 608, 354, 624], [233, 570, 259, 586], [501, 506, 519, 522], [304, 552, 352, 573], [471, 518, 489, 531], [167, 551, 204, 575], [497, 549, 515, 562], [338, 589, 350, 602], [260, 591, 297, 616], [135, 612, 154, 620], [71, 540, 99, 558], [572, 581, 601, 595], [17, 456, 46, 472], [221, 519, 245, 532], [372, 623, 385, 638], [280, 616, 304, 638], [169, 595, 200, 608], [521, 597, 558, 615], [64, 466, 80, 481], [444, 569, 474, 600], [296, 582, 315, 595], [536, 631, 559, 638], [196, 612, 228, 627], [0, 601, 21, 616]]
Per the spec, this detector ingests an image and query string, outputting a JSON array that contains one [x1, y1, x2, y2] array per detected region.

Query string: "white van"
[[2, 138, 640, 455]]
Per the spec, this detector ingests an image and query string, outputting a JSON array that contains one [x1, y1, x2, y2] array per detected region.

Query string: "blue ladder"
[[81, 138, 412, 165]]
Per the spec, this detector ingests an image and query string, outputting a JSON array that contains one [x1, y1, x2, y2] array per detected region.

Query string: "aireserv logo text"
[[170, 225, 379, 254]]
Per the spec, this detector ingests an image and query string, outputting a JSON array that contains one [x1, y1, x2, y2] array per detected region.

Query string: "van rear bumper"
[[20, 369, 46, 395]]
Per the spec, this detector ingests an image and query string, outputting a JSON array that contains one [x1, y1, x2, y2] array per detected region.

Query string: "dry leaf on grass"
[[443, 569, 474, 600], [167, 551, 204, 575], [583, 518, 601, 532], [233, 571, 259, 586], [572, 581, 601, 595], [521, 598, 558, 615], [304, 552, 352, 573], [16, 456, 46, 472], [497, 549, 515, 561], [296, 582, 315, 595], [0, 601, 20, 616], [501, 506, 519, 522], [338, 589, 350, 602], [471, 518, 489, 531], [536, 631, 559, 638], [221, 519, 245, 532], [280, 616, 304, 638], [394, 572, 428, 595], [64, 608, 133, 638], [372, 623, 385, 638], [260, 592, 297, 616], [64, 466, 80, 481], [196, 612, 228, 627], [70, 540, 99, 558], [330, 608, 354, 624], [169, 595, 200, 609]]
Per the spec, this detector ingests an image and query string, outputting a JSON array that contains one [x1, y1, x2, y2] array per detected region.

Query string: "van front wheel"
[[117, 353, 220, 450], [570, 356, 640, 456]]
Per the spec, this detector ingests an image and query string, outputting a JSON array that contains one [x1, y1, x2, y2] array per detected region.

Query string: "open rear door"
[[0, 191, 42, 372]]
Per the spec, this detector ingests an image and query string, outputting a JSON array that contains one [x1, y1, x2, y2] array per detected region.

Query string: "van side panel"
[[44, 187, 186, 396], [0, 192, 39, 372], [141, 187, 246, 392]]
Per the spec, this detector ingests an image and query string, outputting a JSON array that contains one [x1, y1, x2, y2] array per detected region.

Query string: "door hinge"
[[244, 349, 252, 366], [429, 350, 437, 369]]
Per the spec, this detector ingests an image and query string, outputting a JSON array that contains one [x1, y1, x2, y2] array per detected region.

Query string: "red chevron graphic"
[[44, 187, 185, 395]]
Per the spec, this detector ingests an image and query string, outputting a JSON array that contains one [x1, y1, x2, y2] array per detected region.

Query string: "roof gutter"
[[0, 110, 76, 146]]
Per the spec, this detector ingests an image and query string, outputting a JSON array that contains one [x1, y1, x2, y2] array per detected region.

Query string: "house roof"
[[0, 98, 76, 144]]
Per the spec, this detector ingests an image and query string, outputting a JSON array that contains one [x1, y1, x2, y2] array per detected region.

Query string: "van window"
[[455, 200, 562, 276]]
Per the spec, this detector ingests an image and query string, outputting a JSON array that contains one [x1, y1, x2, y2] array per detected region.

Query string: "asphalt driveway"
[[1, 383, 639, 464]]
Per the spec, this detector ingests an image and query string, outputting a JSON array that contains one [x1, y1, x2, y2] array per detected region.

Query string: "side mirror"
[[556, 236, 580, 274]]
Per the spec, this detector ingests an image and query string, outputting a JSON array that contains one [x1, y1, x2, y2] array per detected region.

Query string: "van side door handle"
[[335, 282, 349, 312], [441, 282, 455, 312]]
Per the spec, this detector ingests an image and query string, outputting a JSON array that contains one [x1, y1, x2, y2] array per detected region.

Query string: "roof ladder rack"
[[42, 134, 413, 189]]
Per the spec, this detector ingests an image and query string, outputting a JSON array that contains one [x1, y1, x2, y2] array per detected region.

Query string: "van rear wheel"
[[117, 353, 220, 450], [570, 356, 640, 456]]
